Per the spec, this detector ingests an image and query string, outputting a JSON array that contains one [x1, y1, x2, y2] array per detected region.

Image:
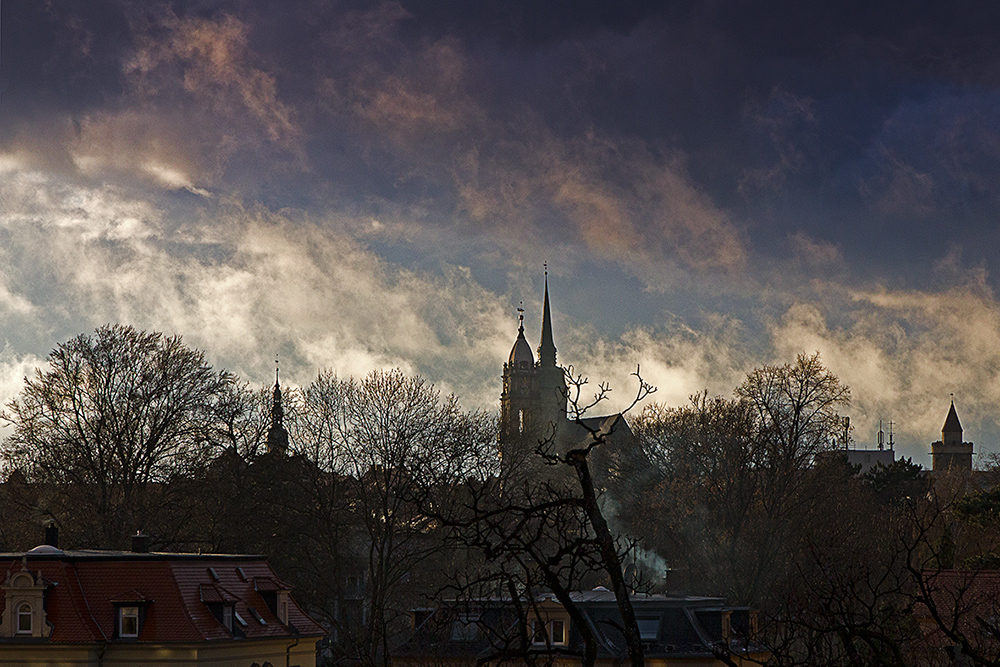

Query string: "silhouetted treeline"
[[5, 327, 1000, 666]]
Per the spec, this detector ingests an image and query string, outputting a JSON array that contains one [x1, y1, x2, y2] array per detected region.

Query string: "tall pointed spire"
[[267, 359, 289, 455], [538, 264, 556, 367]]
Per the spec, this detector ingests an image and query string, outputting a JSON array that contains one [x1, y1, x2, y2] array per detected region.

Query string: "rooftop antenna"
[[275, 358, 280, 385], [878, 420, 884, 451], [888, 421, 894, 450], [544, 261, 548, 277]]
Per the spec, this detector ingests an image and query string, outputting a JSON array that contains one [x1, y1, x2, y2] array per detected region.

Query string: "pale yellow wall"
[[0, 637, 320, 667]]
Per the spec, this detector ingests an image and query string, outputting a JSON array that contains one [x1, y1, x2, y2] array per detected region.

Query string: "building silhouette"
[[499, 273, 633, 480], [931, 399, 973, 473]]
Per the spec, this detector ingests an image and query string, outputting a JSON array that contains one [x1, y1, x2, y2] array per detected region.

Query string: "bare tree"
[[1, 324, 234, 548], [414, 368, 655, 667], [291, 369, 496, 667]]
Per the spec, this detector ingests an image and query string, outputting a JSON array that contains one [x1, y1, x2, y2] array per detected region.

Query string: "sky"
[[3, 0, 1000, 466]]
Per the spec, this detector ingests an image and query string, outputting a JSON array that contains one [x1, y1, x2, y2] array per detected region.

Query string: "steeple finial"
[[517, 302, 524, 332]]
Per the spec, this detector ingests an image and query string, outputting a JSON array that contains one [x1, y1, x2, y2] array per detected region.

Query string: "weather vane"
[[517, 302, 524, 327]]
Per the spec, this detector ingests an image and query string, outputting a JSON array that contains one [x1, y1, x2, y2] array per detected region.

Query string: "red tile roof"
[[0, 550, 325, 643]]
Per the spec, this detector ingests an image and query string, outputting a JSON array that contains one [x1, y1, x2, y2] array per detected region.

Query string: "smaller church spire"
[[267, 359, 289, 455], [943, 396, 962, 435]]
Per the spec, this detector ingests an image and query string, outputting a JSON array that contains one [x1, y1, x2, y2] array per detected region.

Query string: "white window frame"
[[16, 602, 32, 635], [531, 619, 567, 646], [119, 606, 140, 638]]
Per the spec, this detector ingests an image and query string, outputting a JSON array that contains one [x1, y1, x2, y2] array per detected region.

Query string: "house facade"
[[0, 537, 324, 666], [394, 589, 767, 667]]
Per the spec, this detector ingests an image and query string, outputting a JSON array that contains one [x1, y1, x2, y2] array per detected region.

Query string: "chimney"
[[132, 532, 149, 554], [44, 522, 58, 549]]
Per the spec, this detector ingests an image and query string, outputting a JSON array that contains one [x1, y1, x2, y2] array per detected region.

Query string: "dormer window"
[[637, 616, 660, 641], [16, 603, 32, 634], [2, 568, 50, 639], [119, 606, 140, 638], [531, 619, 567, 646]]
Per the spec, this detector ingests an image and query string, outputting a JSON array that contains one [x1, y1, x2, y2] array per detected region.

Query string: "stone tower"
[[499, 273, 568, 475], [500, 309, 539, 462], [931, 400, 973, 473]]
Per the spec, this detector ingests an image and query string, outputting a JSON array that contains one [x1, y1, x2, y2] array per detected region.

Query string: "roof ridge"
[[70, 562, 107, 641]]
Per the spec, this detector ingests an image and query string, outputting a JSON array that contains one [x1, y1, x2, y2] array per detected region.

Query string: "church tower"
[[499, 271, 569, 474], [500, 308, 539, 467], [267, 365, 289, 455], [931, 399, 973, 473]]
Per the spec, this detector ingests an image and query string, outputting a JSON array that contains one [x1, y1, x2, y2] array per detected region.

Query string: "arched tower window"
[[16, 603, 31, 634]]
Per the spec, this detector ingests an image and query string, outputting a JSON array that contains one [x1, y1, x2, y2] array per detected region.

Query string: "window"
[[532, 619, 567, 645], [120, 606, 140, 638], [223, 605, 233, 631], [637, 616, 660, 641], [16, 603, 31, 634], [279, 599, 289, 625], [235, 611, 248, 627], [451, 612, 481, 641], [207, 567, 220, 582], [550, 619, 565, 644]]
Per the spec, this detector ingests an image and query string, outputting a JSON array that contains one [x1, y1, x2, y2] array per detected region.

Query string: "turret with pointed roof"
[[266, 366, 289, 456], [500, 307, 540, 472], [931, 399, 973, 473]]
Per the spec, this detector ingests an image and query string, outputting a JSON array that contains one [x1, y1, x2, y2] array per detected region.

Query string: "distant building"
[[0, 529, 324, 666], [931, 400, 974, 474], [394, 588, 767, 666], [499, 273, 634, 479], [844, 448, 896, 475]]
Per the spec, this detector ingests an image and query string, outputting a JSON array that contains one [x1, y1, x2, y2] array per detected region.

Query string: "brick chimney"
[[131, 532, 149, 553], [43, 522, 58, 548]]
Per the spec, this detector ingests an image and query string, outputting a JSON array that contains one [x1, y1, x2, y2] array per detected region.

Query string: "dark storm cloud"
[[1, 1, 131, 118], [6, 0, 1000, 462]]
